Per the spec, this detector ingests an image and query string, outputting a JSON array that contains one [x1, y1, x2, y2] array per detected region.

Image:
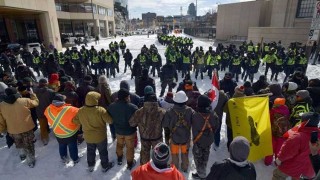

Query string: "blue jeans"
[[59, 140, 79, 161]]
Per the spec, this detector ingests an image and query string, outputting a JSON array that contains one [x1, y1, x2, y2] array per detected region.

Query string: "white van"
[[26, 43, 41, 53]]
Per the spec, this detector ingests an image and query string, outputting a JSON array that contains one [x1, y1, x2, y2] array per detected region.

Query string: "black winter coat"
[[123, 52, 133, 63], [252, 80, 269, 94], [206, 159, 256, 180], [76, 83, 95, 107], [136, 77, 156, 97], [219, 78, 237, 97], [160, 64, 178, 81], [307, 86, 320, 111]]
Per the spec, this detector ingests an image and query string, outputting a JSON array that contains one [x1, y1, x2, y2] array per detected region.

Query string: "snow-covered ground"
[[0, 34, 319, 180]]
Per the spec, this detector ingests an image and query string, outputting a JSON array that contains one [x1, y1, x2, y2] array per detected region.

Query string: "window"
[[98, 6, 106, 15], [107, 9, 113, 17], [296, 0, 316, 18]]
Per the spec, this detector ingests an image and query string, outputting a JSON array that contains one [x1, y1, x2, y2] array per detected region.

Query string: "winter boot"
[[127, 159, 136, 170], [117, 156, 123, 165], [192, 173, 206, 180], [61, 156, 69, 164], [102, 162, 114, 173], [19, 149, 26, 161], [26, 156, 36, 168], [88, 166, 94, 172]]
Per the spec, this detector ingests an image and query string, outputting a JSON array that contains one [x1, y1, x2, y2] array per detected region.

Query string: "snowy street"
[[0, 34, 319, 180]]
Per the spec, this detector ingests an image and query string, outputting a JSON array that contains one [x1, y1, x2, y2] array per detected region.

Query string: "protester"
[[44, 94, 80, 164], [73, 92, 114, 172], [0, 87, 39, 168], [131, 142, 185, 180], [206, 136, 257, 179]]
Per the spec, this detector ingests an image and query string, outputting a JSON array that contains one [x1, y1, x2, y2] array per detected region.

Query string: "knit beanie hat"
[[98, 75, 108, 84], [296, 90, 310, 100], [38, 78, 48, 88], [164, 92, 174, 102], [53, 94, 65, 102], [197, 95, 211, 108], [49, 73, 60, 84], [274, 98, 286, 106], [144, 85, 154, 95], [5, 87, 18, 96], [229, 136, 250, 162], [120, 80, 130, 91], [83, 75, 93, 84], [243, 81, 251, 88], [152, 142, 170, 167], [0, 82, 8, 94], [118, 88, 130, 100]]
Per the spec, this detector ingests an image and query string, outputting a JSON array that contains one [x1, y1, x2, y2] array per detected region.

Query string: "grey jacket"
[[191, 111, 219, 148], [162, 104, 194, 144]]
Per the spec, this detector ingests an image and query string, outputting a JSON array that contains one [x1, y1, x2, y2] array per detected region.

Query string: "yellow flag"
[[228, 96, 273, 162]]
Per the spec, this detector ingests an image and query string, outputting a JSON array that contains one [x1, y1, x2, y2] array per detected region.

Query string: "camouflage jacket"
[[129, 102, 166, 141]]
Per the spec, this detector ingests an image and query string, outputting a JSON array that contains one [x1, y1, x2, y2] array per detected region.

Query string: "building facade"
[[0, 0, 115, 50], [216, 0, 315, 46], [142, 12, 157, 29], [188, 3, 196, 17]]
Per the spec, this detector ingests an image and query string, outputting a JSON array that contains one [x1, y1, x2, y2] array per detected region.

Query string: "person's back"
[[206, 136, 256, 180], [76, 76, 95, 107]]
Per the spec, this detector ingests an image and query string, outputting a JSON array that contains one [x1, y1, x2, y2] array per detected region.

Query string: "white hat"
[[173, 91, 188, 103]]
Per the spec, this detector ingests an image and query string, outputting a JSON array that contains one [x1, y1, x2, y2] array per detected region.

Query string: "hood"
[[4, 94, 21, 104], [143, 102, 159, 109], [269, 84, 282, 96], [85, 92, 101, 106], [120, 80, 130, 91]]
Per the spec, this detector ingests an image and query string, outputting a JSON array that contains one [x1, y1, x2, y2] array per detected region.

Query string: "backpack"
[[272, 112, 290, 137]]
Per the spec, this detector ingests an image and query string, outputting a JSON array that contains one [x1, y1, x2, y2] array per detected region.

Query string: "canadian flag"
[[208, 70, 220, 111]]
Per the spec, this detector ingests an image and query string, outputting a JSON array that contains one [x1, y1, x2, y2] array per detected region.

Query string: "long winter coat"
[[277, 125, 320, 179], [129, 102, 166, 141], [34, 86, 55, 118]]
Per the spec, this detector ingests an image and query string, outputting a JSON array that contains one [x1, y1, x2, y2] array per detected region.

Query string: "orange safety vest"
[[44, 104, 79, 139]]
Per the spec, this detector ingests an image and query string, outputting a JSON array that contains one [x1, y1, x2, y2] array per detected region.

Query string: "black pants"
[[87, 138, 110, 168]]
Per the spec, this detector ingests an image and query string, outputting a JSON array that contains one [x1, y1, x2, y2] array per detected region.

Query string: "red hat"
[[49, 73, 59, 84], [274, 98, 286, 106]]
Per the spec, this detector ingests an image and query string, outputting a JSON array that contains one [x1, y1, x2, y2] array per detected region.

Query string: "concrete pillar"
[[39, 12, 62, 51], [106, 20, 109, 37], [93, 19, 100, 37]]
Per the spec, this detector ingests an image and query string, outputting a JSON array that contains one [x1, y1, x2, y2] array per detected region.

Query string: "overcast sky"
[[128, 0, 254, 19]]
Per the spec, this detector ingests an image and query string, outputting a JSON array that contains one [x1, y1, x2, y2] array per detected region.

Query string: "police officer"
[[123, 49, 133, 73], [263, 49, 277, 80], [90, 50, 101, 75], [181, 48, 191, 79], [150, 49, 162, 77], [119, 39, 126, 54]]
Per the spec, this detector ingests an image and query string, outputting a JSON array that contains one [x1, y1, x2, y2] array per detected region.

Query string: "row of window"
[[296, 0, 316, 18], [55, 3, 113, 17]]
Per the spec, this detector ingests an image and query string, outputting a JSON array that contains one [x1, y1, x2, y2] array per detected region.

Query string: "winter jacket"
[[15, 65, 36, 82], [270, 104, 290, 137], [34, 86, 55, 118], [45, 103, 79, 139], [111, 91, 141, 107], [219, 78, 237, 97], [214, 91, 229, 123], [290, 99, 313, 126], [252, 80, 269, 94], [96, 83, 112, 108], [307, 86, 320, 112], [160, 63, 178, 82], [206, 159, 256, 180], [289, 73, 308, 91], [310, 154, 320, 179], [0, 93, 39, 134], [136, 77, 156, 97], [123, 52, 133, 63], [277, 126, 320, 179], [132, 61, 142, 78], [162, 104, 194, 144], [76, 82, 95, 107], [129, 102, 166, 141], [73, 92, 112, 144], [191, 111, 219, 148], [131, 161, 185, 180], [108, 100, 138, 136]]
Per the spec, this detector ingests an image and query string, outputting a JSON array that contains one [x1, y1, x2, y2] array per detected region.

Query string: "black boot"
[[117, 156, 123, 165], [127, 159, 136, 170]]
